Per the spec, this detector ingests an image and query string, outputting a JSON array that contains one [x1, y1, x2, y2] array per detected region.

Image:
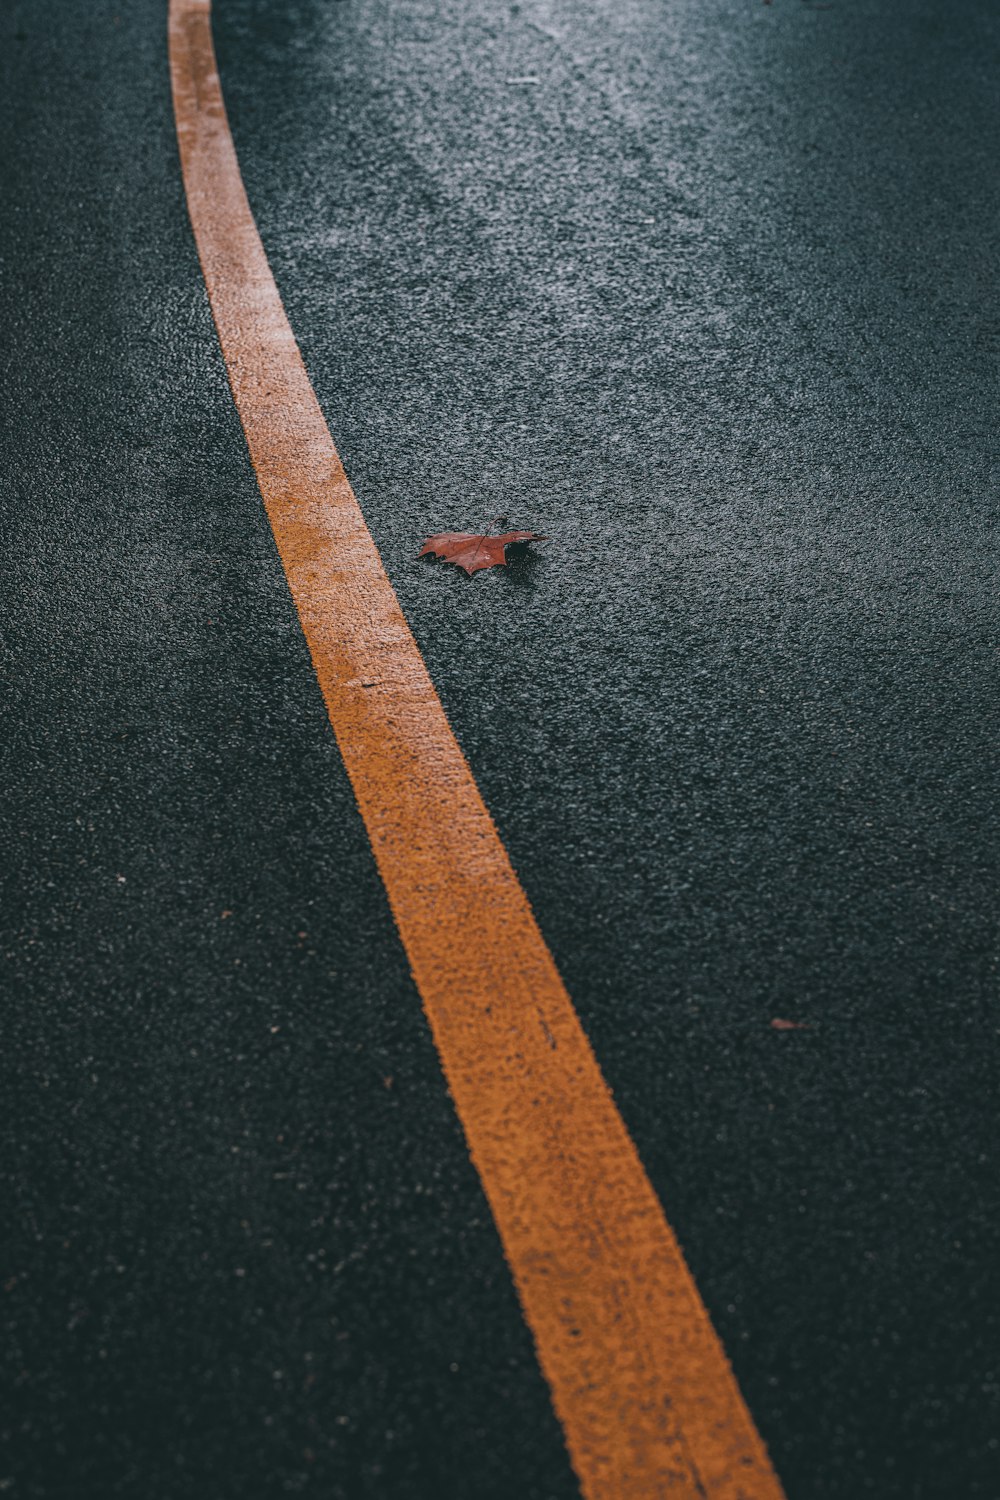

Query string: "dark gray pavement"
[[2, 0, 999, 1495]]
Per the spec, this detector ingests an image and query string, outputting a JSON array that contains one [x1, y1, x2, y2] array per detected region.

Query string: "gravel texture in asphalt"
[[2, 0, 998, 1495]]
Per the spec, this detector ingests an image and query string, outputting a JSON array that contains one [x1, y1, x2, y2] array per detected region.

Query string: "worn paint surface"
[[169, 2, 784, 1494]]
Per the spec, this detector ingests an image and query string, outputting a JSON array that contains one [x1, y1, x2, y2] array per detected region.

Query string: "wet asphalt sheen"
[[2, 0, 999, 1496]]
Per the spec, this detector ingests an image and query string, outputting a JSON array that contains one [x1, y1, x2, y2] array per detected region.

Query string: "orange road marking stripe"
[[168, 5, 786, 1495]]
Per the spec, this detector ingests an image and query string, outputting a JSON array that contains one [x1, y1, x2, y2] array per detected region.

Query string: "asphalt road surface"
[[2, 0, 999, 1496]]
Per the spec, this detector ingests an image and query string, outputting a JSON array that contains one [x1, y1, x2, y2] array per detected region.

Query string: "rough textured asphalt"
[[2, 0, 999, 1496]]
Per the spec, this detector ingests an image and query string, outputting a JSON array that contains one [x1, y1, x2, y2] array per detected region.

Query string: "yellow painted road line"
[[168, 4, 786, 1494]]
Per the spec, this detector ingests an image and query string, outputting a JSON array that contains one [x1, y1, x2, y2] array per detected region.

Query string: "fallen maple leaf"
[[418, 527, 545, 576], [770, 1018, 810, 1031]]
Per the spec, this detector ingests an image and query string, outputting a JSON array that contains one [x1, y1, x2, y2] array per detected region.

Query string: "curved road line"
[[168, 4, 786, 1495]]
